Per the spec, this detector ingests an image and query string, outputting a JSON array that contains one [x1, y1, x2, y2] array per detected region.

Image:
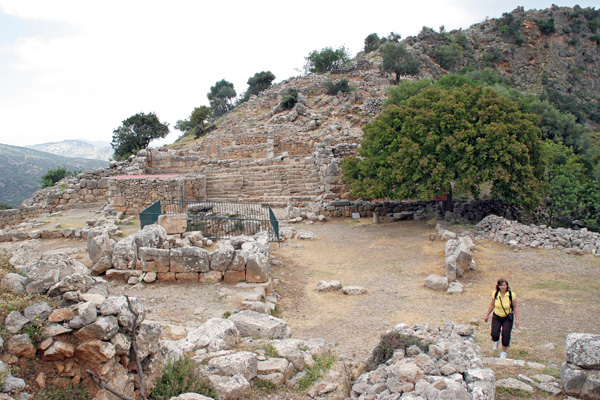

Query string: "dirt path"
[[271, 217, 600, 366]]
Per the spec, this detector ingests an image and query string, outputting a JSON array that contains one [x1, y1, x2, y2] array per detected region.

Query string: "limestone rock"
[[228, 310, 291, 339]]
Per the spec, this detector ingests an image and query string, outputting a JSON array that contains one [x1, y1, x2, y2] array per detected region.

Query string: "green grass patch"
[[149, 354, 217, 400], [495, 386, 533, 399], [296, 353, 336, 392], [264, 343, 279, 358], [36, 384, 89, 400]]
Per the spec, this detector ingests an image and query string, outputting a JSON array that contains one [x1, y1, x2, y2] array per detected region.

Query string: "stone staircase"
[[205, 163, 321, 206]]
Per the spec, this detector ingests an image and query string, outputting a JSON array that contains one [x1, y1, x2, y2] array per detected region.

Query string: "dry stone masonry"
[[474, 215, 600, 255]]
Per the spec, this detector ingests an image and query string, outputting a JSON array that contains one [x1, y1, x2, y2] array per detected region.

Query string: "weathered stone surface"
[[342, 286, 367, 295], [317, 280, 341, 292], [139, 247, 170, 273], [208, 351, 258, 381], [24, 253, 89, 294], [566, 333, 600, 369], [257, 357, 294, 380], [158, 214, 188, 234], [170, 247, 210, 273], [42, 341, 75, 361], [4, 311, 29, 334], [48, 308, 74, 323], [75, 340, 116, 363], [6, 334, 35, 358], [73, 316, 119, 341], [245, 253, 270, 283], [424, 274, 448, 291], [78, 301, 98, 326], [177, 318, 240, 353], [99, 296, 145, 331], [1, 273, 27, 293], [211, 244, 235, 272], [208, 374, 250, 400], [496, 377, 534, 393], [229, 310, 291, 339]]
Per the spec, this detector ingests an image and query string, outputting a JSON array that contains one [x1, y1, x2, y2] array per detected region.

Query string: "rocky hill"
[[405, 5, 600, 124], [0, 143, 108, 207], [26, 139, 113, 161]]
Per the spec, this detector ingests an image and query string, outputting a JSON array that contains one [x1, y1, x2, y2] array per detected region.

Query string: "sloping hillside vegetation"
[[0, 144, 108, 207]]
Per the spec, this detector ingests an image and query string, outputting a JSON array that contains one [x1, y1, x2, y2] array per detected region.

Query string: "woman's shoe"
[[499, 351, 507, 359], [493, 341, 500, 350]]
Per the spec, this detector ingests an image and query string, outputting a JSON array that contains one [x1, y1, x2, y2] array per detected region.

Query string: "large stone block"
[[170, 247, 210, 273], [139, 247, 170, 273], [158, 214, 188, 234], [246, 253, 271, 283]]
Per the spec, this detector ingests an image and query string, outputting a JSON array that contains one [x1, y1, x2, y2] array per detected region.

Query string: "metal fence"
[[139, 199, 279, 243]]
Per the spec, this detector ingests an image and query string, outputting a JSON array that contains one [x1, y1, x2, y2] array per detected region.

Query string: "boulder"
[[178, 318, 240, 353], [24, 253, 89, 294], [316, 280, 341, 292], [210, 245, 235, 272], [208, 374, 250, 400], [99, 296, 145, 331], [245, 253, 270, 283], [1, 273, 27, 293], [75, 340, 116, 363], [73, 316, 119, 341], [208, 351, 258, 381], [424, 274, 448, 291], [158, 214, 188, 234], [566, 333, 600, 369], [228, 310, 291, 339]]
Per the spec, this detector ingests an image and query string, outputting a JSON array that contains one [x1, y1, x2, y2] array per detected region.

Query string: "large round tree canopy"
[[342, 85, 545, 209]]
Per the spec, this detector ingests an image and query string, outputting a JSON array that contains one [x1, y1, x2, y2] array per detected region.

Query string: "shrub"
[[296, 353, 336, 391], [366, 331, 430, 371], [40, 166, 77, 188], [149, 355, 216, 400], [280, 88, 299, 110], [324, 78, 353, 95], [0, 201, 13, 210], [434, 43, 463, 70], [538, 18, 556, 34]]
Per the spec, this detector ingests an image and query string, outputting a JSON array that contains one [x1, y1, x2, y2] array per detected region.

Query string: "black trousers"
[[491, 313, 513, 347]]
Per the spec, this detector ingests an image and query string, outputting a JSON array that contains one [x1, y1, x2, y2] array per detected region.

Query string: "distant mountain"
[[0, 143, 108, 207], [27, 139, 113, 161]]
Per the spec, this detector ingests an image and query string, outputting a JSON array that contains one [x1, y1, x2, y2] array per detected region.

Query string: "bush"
[[280, 88, 299, 110], [0, 201, 14, 210], [304, 46, 350, 74], [40, 166, 77, 188], [366, 331, 430, 371], [538, 18, 556, 34], [434, 43, 463, 70], [324, 78, 353, 95], [149, 355, 216, 400]]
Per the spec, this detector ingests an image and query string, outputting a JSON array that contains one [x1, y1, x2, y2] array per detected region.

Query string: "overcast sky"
[[1, 1, 598, 148]]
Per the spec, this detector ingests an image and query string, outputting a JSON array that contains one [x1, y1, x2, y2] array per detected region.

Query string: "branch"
[[126, 295, 147, 400], [86, 370, 136, 400]]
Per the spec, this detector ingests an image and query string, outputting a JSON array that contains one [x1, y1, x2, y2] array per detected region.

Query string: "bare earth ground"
[[4, 209, 600, 399]]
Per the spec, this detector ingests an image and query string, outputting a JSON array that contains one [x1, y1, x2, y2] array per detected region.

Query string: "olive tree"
[[111, 112, 169, 160]]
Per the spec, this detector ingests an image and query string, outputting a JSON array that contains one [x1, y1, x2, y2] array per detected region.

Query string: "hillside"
[[27, 139, 113, 161], [0, 143, 108, 207]]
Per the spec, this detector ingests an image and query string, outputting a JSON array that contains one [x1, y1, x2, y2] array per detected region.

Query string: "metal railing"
[[139, 199, 279, 243]]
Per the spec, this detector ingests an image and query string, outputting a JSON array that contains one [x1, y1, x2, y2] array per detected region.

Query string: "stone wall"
[[108, 175, 206, 215], [0, 206, 44, 229], [561, 333, 600, 399]]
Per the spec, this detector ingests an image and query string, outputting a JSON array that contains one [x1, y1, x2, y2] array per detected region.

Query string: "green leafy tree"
[[304, 46, 350, 74], [175, 106, 213, 139], [380, 42, 420, 83], [364, 33, 381, 52], [111, 112, 170, 160], [342, 85, 545, 209], [542, 140, 600, 230], [40, 166, 76, 188], [207, 79, 236, 118], [243, 71, 275, 101]]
